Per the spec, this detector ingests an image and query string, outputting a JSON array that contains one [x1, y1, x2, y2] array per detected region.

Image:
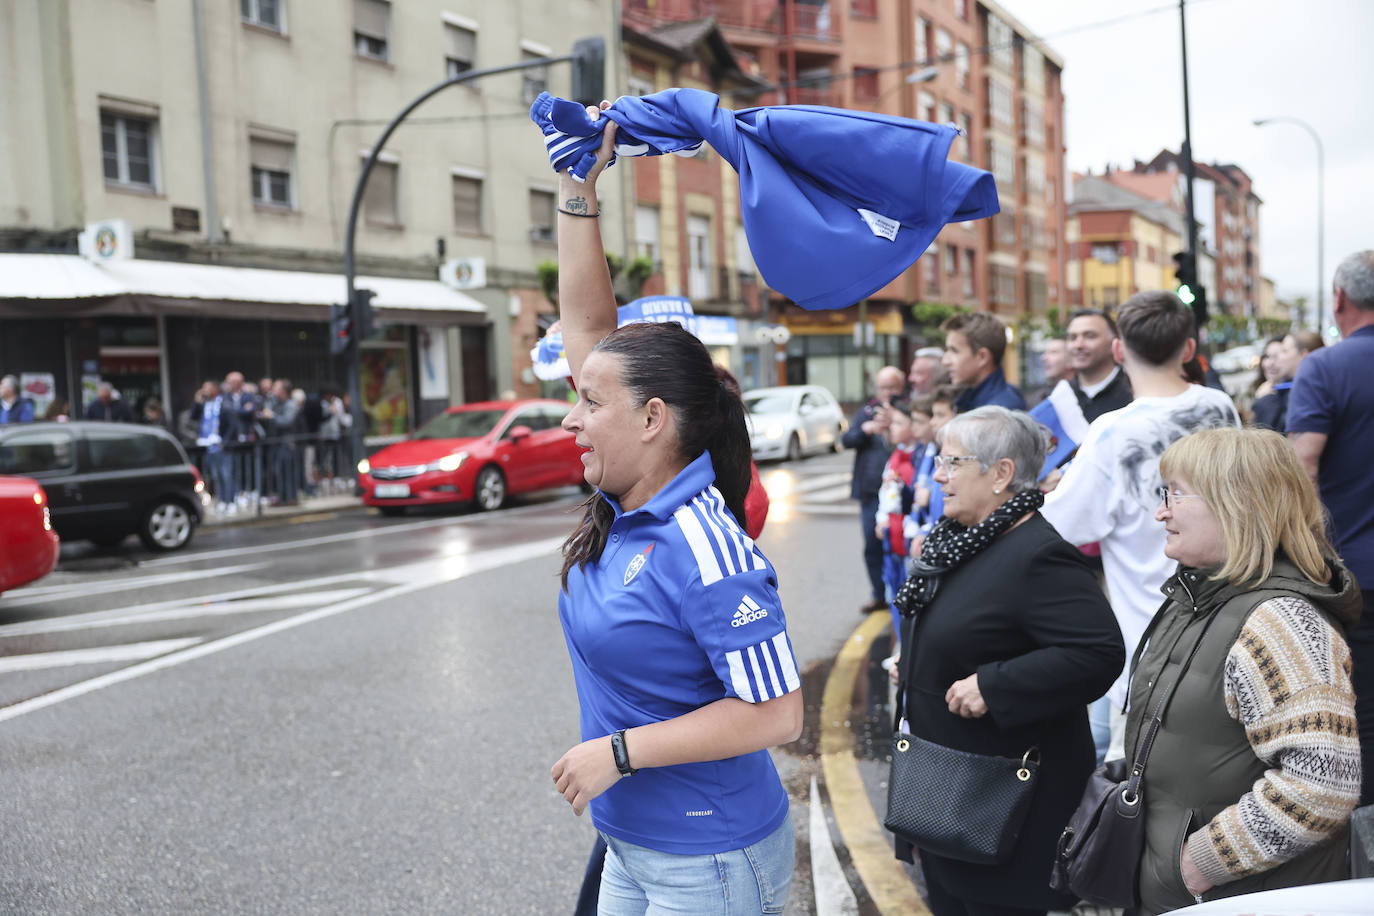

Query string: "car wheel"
[[378, 506, 406, 517], [138, 499, 194, 552], [474, 466, 507, 511], [786, 433, 802, 462]]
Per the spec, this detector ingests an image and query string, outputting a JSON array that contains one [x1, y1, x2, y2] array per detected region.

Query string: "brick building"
[[1065, 172, 1185, 312], [622, 0, 1066, 396]]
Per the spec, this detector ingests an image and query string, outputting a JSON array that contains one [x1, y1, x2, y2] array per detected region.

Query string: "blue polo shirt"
[[559, 451, 798, 855], [955, 367, 1026, 412], [1287, 325, 1374, 588]]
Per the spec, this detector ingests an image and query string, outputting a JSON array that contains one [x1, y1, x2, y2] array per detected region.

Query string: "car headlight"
[[765, 423, 785, 439], [431, 451, 468, 473], [357, 458, 371, 475]]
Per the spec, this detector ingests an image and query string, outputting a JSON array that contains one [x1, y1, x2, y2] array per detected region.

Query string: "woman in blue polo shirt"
[[549, 105, 803, 915]]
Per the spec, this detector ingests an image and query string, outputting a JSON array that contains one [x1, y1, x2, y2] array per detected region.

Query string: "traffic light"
[[1172, 251, 1197, 304], [352, 287, 376, 340], [330, 288, 377, 356], [329, 303, 352, 356], [571, 37, 605, 106]]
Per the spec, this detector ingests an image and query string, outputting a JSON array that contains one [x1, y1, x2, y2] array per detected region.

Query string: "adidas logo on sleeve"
[[731, 594, 768, 628]]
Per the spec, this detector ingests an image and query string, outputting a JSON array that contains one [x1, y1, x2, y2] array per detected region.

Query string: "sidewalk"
[[201, 490, 365, 527]]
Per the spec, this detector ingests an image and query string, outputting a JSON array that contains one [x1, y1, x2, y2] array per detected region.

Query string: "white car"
[[743, 385, 848, 462]]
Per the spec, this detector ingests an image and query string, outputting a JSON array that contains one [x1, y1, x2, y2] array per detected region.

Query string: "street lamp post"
[[342, 41, 602, 475], [1253, 116, 1325, 334]]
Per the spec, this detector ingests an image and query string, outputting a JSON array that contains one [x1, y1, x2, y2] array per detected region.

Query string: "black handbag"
[[883, 602, 1040, 865], [885, 731, 1040, 865], [1049, 604, 1222, 906]]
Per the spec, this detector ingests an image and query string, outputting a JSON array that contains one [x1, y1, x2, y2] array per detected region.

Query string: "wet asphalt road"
[[0, 453, 879, 914]]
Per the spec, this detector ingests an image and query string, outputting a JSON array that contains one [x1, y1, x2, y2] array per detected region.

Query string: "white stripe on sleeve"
[[726, 648, 754, 703], [674, 504, 726, 586], [694, 496, 741, 578], [760, 644, 783, 697], [746, 645, 771, 700], [772, 633, 801, 692]]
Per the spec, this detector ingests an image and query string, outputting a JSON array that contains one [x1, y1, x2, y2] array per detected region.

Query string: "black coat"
[[898, 513, 1125, 909], [841, 401, 892, 500]]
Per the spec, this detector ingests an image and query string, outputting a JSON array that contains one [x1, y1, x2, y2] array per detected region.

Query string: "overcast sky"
[[1014, 0, 1372, 316]]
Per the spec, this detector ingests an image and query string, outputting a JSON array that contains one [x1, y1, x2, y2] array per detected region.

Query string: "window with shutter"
[[452, 175, 482, 234], [354, 0, 389, 61], [250, 137, 294, 207], [445, 23, 475, 77], [529, 189, 555, 242], [363, 160, 399, 225]]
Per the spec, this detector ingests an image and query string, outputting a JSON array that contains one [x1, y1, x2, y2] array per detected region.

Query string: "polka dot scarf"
[[894, 488, 1045, 617]]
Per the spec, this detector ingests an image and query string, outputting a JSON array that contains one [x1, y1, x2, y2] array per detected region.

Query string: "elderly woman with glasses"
[[889, 406, 1125, 916], [1127, 427, 1361, 914]]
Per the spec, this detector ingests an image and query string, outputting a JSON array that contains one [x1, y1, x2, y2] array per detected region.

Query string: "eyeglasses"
[[933, 455, 982, 472], [1156, 486, 1205, 509]]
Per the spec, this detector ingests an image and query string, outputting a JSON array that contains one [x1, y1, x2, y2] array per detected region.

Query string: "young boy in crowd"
[[875, 400, 929, 645]]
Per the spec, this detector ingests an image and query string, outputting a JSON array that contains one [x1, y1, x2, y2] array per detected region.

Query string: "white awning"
[[0, 253, 487, 314]]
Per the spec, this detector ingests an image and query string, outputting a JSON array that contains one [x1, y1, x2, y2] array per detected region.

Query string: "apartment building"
[[0, 0, 619, 438], [623, 0, 1066, 395], [1065, 172, 1184, 312], [1118, 151, 1264, 318]]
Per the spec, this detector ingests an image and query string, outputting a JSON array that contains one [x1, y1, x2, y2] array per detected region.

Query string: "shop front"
[[0, 254, 489, 443]]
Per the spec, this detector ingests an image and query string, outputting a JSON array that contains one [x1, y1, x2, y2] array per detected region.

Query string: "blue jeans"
[[597, 809, 794, 915], [1088, 695, 1111, 767], [205, 449, 234, 504]]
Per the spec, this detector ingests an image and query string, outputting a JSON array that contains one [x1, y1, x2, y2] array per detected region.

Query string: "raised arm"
[[557, 103, 620, 383]]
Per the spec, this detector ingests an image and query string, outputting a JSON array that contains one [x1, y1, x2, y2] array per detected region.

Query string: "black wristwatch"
[[610, 729, 637, 776]]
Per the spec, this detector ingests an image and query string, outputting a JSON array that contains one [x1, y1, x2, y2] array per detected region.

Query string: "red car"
[[358, 399, 585, 516], [0, 475, 60, 595]]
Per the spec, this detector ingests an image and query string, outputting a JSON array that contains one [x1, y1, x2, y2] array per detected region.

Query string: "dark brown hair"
[[560, 323, 751, 589], [931, 384, 962, 410], [1116, 290, 1196, 366], [941, 312, 1008, 365]]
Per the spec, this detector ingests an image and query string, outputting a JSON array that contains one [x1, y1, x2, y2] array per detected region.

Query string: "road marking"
[[0, 638, 202, 674], [138, 496, 580, 567], [820, 611, 927, 915], [2, 564, 267, 604], [0, 574, 387, 639], [0, 536, 566, 725], [810, 775, 860, 916], [791, 473, 853, 495], [0, 588, 377, 638], [799, 485, 854, 503]]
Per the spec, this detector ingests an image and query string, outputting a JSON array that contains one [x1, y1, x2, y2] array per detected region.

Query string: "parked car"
[[742, 385, 848, 461], [358, 399, 585, 516], [0, 422, 209, 551], [0, 475, 60, 595]]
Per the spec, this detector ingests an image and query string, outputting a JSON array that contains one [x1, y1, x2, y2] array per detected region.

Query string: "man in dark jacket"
[[0, 375, 36, 424], [842, 365, 904, 614], [1066, 308, 1133, 421], [940, 312, 1026, 411], [83, 382, 134, 422]]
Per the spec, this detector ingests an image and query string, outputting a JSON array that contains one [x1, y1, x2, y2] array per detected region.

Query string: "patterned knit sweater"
[[1187, 595, 1362, 887]]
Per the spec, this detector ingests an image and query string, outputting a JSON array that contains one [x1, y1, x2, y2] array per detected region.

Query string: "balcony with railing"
[[623, 0, 780, 35], [623, 0, 837, 41]]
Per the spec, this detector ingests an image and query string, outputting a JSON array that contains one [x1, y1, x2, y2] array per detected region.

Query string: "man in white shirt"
[[1043, 291, 1239, 760]]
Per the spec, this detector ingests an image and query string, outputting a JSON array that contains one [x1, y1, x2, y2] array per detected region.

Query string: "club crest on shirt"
[[624, 542, 655, 586]]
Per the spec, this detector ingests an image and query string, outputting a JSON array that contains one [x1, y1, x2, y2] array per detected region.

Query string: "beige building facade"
[[0, 0, 620, 437]]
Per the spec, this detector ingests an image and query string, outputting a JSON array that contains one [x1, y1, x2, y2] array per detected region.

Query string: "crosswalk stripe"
[[4, 564, 266, 603], [0, 638, 202, 674], [0, 588, 376, 638]]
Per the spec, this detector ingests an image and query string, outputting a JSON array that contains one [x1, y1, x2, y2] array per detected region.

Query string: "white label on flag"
[[857, 209, 900, 241]]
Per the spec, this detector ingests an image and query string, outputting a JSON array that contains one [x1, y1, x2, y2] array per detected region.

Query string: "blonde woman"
[[1128, 428, 1361, 913]]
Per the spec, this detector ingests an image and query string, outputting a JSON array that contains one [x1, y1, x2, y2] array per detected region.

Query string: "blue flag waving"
[[531, 89, 999, 311], [1028, 380, 1091, 481]]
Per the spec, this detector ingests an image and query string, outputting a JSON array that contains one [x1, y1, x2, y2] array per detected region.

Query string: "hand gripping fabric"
[[529, 89, 1000, 311]]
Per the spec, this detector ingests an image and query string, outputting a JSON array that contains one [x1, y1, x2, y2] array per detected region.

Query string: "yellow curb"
[[819, 611, 929, 915]]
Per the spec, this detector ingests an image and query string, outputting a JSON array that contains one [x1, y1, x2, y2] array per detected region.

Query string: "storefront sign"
[[77, 219, 134, 262], [440, 257, 486, 290]]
